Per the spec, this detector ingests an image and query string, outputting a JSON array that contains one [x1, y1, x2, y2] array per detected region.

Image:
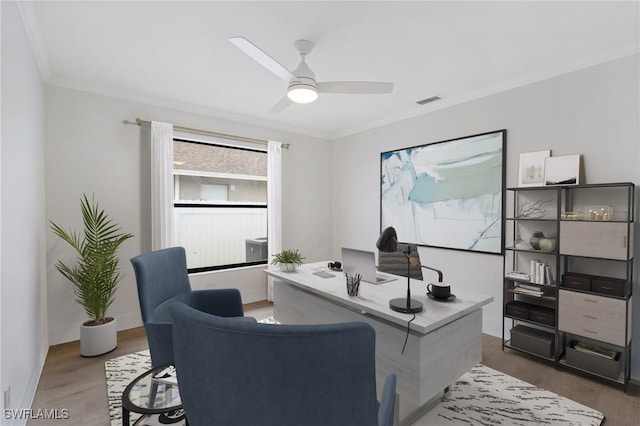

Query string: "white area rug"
[[106, 322, 603, 426], [416, 364, 604, 426]]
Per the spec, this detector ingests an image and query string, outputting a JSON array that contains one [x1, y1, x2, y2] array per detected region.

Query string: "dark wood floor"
[[29, 302, 639, 425]]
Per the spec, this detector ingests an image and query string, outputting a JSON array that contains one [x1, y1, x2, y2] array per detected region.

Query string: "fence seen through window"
[[173, 139, 268, 272]]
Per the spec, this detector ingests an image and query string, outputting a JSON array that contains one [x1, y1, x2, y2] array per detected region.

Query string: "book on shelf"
[[574, 341, 618, 360], [513, 286, 545, 297], [544, 265, 554, 285], [506, 271, 530, 281]]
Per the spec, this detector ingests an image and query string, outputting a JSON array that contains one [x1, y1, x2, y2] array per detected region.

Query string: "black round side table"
[[121, 364, 187, 425]]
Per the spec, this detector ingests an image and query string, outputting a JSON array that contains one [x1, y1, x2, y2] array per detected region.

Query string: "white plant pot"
[[279, 263, 299, 272], [80, 317, 117, 357]]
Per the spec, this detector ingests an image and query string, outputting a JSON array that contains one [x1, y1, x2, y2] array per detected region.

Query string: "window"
[[173, 139, 268, 272]]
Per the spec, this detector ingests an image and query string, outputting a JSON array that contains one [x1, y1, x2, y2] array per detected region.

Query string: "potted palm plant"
[[271, 249, 305, 272], [50, 194, 133, 356]]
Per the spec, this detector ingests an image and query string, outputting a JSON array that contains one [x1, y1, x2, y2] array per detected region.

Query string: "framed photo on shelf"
[[544, 154, 582, 186], [518, 150, 550, 187]]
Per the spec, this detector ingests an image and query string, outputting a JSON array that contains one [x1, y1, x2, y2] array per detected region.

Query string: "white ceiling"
[[18, 1, 639, 139]]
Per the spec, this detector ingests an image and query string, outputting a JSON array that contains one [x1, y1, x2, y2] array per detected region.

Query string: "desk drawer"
[[558, 290, 627, 346]]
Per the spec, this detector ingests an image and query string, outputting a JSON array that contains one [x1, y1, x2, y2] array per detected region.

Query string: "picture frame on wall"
[[380, 129, 506, 255], [518, 150, 551, 187], [544, 154, 582, 186]]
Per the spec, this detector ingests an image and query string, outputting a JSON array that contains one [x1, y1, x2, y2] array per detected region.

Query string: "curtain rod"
[[133, 118, 290, 149]]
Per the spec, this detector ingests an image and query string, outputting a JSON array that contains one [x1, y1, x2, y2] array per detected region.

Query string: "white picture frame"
[[544, 154, 582, 186], [518, 150, 551, 187]]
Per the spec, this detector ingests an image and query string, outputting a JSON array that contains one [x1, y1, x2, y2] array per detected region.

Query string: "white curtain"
[[267, 141, 283, 301], [150, 121, 174, 250]]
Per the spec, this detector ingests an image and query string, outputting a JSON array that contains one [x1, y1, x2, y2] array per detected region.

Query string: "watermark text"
[[3, 408, 70, 420]]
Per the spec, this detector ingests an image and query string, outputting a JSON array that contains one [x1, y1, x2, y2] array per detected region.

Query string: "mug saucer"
[[427, 292, 456, 302]]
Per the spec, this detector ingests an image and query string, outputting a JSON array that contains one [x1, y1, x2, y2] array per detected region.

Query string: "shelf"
[[559, 286, 630, 301], [505, 246, 557, 254], [558, 358, 625, 385], [505, 315, 556, 329], [559, 253, 633, 262], [560, 219, 630, 224], [505, 288, 556, 301], [503, 340, 555, 362], [506, 186, 561, 192], [505, 277, 556, 287], [506, 217, 557, 221], [503, 182, 633, 388], [507, 182, 633, 191]]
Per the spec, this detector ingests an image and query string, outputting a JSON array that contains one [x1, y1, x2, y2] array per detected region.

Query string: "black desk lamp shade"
[[376, 227, 423, 314]]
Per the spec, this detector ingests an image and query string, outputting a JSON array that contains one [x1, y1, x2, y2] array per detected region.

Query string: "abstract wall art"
[[380, 130, 506, 254]]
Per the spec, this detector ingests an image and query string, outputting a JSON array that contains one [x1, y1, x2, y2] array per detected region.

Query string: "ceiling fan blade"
[[317, 81, 394, 94], [269, 96, 292, 114], [229, 36, 294, 82]]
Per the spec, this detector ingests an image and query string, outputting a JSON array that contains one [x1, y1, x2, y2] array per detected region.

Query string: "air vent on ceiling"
[[416, 96, 442, 105]]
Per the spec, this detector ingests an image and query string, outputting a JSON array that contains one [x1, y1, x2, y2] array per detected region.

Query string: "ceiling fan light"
[[287, 84, 318, 104]]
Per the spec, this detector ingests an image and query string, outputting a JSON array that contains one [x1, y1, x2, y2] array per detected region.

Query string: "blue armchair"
[[130, 246, 247, 367], [169, 302, 397, 426]]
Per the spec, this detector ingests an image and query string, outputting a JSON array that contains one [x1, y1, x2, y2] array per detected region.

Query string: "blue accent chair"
[[130, 246, 247, 367], [169, 302, 397, 426]]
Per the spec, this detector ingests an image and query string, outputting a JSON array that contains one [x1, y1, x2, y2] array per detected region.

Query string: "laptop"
[[341, 248, 397, 284]]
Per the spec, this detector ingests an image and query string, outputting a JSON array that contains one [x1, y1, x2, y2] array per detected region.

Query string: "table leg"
[[122, 407, 129, 426]]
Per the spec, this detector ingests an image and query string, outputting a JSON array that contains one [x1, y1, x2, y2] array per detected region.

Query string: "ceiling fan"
[[229, 36, 394, 112]]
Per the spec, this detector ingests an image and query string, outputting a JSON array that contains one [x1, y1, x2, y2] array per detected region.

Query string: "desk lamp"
[[376, 226, 423, 314]]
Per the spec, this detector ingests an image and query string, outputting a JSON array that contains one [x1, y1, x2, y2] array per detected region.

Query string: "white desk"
[[266, 262, 493, 424]]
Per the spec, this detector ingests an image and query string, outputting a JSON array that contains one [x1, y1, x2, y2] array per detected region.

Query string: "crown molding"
[[329, 45, 639, 140], [22, 0, 637, 144], [46, 76, 331, 141]]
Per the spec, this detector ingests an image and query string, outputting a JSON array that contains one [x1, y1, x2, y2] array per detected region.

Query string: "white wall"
[[44, 85, 332, 345], [1, 1, 48, 422], [331, 55, 640, 378]]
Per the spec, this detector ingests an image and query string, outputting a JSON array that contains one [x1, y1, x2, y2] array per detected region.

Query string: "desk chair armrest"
[[378, 374, 397, 426], [187, 288, 244, 317]]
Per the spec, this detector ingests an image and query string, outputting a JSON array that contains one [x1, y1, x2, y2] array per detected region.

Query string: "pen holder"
[[345, 272, 361, 296]]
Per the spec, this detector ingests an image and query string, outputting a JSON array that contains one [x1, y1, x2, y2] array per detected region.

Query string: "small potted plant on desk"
[[50, 194, 133, 357], [271, 249, 305, 272]]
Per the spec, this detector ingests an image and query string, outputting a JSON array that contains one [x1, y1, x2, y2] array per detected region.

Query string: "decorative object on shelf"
[[518, 150, 551, 187], [376, 226, 423, 313], [517, 199, 553, 219], [561, 211, 583, 220], [529, 231, 545, 250], [345, 272, 361, 296], [271, 249, 305, 272], [539, 237, 557, 252], [544, 154, 582, 186], [380, 129, 505, 255], [50, 194, 133, 357], [584, 205, 612, 221]]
